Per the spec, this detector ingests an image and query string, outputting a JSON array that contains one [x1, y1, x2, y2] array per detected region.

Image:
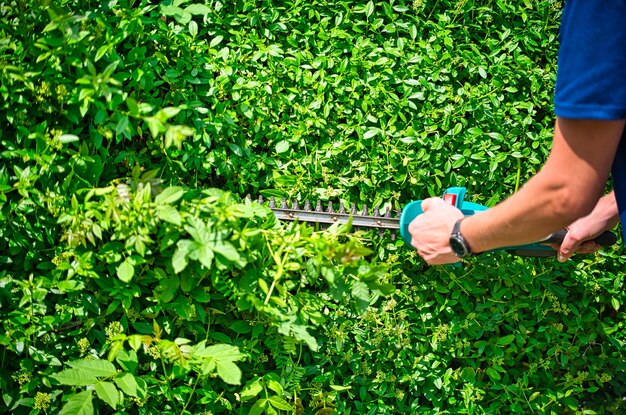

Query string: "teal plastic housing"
[[399, 187, 554, 256], [399, 187, 486, 246]]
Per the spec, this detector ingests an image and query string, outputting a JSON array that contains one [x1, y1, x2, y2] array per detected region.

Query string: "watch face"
[[450, 236, 468, 257]]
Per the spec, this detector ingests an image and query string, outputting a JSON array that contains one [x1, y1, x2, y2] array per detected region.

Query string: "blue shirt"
[[553, 0, 626, 238]]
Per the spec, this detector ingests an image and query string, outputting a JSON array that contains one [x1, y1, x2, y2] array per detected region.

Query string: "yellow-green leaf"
[[68, 359, 117, 378], [114, 373, 139, 397], [155, 186, 184, 204], [52, 368, 98, 386], [95, 381, 120, 410], [269, 396, 292, 411], [116, 259, 134, 282], [59, 391, 93, 415]]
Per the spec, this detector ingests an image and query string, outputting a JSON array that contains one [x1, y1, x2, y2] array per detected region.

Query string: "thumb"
[[558, 232, 581, 262]]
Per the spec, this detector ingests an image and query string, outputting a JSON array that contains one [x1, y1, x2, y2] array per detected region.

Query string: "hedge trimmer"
[[257, 187, 617, 258]]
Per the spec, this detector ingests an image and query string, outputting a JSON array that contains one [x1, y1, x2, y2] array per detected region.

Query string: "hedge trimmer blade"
[[250, 195, 400, 236]]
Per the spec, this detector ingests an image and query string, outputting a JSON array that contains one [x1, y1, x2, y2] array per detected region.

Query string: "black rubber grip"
[[506, 229, 618, 258], [544, 229, 618, 247]]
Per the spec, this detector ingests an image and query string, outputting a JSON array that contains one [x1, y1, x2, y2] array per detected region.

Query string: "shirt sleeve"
[[554, 0, 626, 120]]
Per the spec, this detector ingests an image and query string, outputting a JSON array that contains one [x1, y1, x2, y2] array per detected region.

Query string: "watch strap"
[[450, 218, 473, 257]]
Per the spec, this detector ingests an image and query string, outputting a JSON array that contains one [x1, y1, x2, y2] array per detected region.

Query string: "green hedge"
[[2, 0, 626, 414]]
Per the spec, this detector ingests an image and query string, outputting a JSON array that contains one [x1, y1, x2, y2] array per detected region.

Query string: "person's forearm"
[[459, 118, 624, 254], [461, 172, 603, 253]]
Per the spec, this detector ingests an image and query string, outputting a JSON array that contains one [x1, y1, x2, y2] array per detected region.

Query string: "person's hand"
[[408, 197, 465, 265], [554, 218, 607, 262], [554, 192, 619, 262]]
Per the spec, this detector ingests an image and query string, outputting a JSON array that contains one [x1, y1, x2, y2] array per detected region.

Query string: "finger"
[[575, 241, 600, 255], [422, 252, 461, 265], [420, 197, 445, 212], [408, 198, 440, 234], [558, 232, 583, 262]]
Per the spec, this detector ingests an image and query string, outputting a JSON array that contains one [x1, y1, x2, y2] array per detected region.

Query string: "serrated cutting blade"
[[249, 195, 400, 231]]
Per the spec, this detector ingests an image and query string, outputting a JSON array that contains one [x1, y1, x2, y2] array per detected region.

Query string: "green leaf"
[[102, 60, 119, 78], [264, 372, 284, 395], [0, 335, 10, 346], [127, 335, 145, 352], [116, 349, 138, 373], [216, 360, 242, 385], [114, 373, 139, 397], [117, 258, 134, 282], [496, 335, 516, 346], [157, 205, 182, 226], [115, 116, 129, 136], [273, 173, 297, 187], [201, 344, 245, 361], [363, 128, 379, 139], [126, 97, 139, 114], [269, 396, 292, 411], [213, 240, 241, 263], [240, 378, 263, 401], [434, 377, 443, 389], [68, 359, 118, 377], [240, 103, 253, 119], [172, 240, 194, 273], [155, 275, 180, 303], [486, 367, 501, 382], [210, 35, 224, 48], [145, 117, 164, 138], [351, 281, 370, 313], [188, 20, 198, 37], [279, 323, 318, 351], [95, 381, 120, 410], [185, 216, 210, 243], [196, 244, 214, 269], [107, 340, 124, 361], [249, 399, 269, 415], [275, 140, 290, 154], [612, 297, 620, 311], [229, 320, 252, 334], [52, 368, 99, 386], [330, 384, 352, 391], [365, 0, 375, 18], [59, 391, 93, 415], [157, 106, 181, 120], [194, 343, 244, 384], [160, 4, 184, 18], [185, 4, 211, 15], [95, 45, 108, 61], [155, 186, 184, 204], [135, 377, 148, 398]]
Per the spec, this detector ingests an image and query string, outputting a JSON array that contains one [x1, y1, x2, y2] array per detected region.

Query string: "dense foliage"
[[2, 0, 626, 414]]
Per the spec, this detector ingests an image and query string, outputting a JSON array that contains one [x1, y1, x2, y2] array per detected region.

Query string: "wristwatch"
[[449, 218, 473, 258]]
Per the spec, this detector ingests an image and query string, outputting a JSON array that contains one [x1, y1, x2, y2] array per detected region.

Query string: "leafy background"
[[2, 0, 626, 414]]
